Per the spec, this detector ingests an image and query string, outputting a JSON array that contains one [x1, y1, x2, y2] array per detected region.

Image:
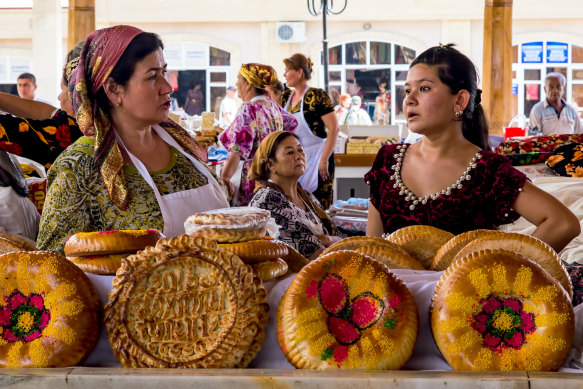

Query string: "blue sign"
[[512, 84, 518, 95], [547, 41, 568, 63], [522, 42, 543, 63]]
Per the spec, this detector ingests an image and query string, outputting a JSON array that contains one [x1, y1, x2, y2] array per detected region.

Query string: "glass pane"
[[573, 45, 583, 63], [573, 69, 583, 81], [210, 72, 226, 83], [395, 45, 415, 64], [210, 87, 226, 118], [395, 85, 406, 121], [329, 85, 341, 107], [328, 45, 342, 65], [345, 42, 366, 64], [524, 69, 541, 81], [370, 42, 391, 65], [512, 70, 516, 79], [512, 45, 518, 63], [572, 84, 583, 119], [546, 67, 567, 79], [524, 83, 541, 117], [395, 71, 408, 81], [0, 84, 16, 95], [329, 71, 341, 82], [176, 70, 206, 116], [209, 47, 230, 66]]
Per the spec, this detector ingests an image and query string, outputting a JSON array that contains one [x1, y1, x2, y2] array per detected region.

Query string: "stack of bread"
[[194, 112, 221, 149], [63, 229, 164, 275], [104, 234, 269, 368], [380, 224, 575, 371], [185, 207, 309, 281]]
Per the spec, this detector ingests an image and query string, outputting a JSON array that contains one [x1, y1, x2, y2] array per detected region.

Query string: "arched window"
[[321, 41, 417, 125], [164, 43, 232, 117], [512, 41, 583, 120]]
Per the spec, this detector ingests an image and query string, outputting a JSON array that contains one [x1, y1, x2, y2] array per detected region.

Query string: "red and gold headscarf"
[[239, 63, 278, 89], [68, 25, 207, 210]]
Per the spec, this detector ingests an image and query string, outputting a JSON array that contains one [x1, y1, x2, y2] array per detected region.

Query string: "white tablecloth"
[[82, 270, 583, 372]]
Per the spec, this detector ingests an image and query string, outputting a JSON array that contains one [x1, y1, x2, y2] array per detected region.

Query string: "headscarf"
[[247, 130, 338, 235], [239, 63, 278, 90], [68, 25, 207, 210], [248, 130, 287, 184]]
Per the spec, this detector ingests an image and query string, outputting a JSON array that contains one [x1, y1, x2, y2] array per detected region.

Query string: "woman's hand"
[[220, 177, 235, 200], [318, 158, 329, 181], [317, 234, 342, 247]]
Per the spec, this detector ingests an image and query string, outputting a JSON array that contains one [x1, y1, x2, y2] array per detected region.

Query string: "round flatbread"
[[278, 250, 418, 369], [104, 234, 269, 368], [432, 229, 495, 271], [0, 251, 100, 368], [67, 253, 128, 275], [431, 249, 574, 371], [64, 229, 164, 257], [250, 258, 289, 282], [218, 238, 289, 263]]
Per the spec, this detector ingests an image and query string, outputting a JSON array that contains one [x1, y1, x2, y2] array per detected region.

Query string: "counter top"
[[334, 154, 376, 167]]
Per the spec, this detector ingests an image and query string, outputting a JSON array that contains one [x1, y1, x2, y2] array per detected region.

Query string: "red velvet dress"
[[365, 144, 527, 235]]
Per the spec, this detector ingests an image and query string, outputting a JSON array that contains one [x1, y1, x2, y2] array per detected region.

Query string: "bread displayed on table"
[[219, 238, 290, 282], [451, 231, 572, 299], [385, 225, 454, 268], [278, 250, 419, 369], [64, 229, 165, 275], [185, 207, 271, 243], [0, 234, 37, 254], [432, 229, 495, 271], [321, 236, 424, 270], [0, 251, 100, 367], [104, 234, 269, 368], [431, 249, 574, 371]]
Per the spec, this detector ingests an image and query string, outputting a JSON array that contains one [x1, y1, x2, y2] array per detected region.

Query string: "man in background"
[[218, 86, 238, 129], [529, 72, 582, 135], [16, 73, 53, 105]]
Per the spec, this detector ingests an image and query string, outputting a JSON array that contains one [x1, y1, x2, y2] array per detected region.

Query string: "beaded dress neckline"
[[390, 144, 482, 210]]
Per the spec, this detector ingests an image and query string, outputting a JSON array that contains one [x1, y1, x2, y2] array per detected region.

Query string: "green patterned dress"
[[37, 136, 215, 255]]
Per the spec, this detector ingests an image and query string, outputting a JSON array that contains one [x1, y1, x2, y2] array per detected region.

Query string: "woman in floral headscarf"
[[37, 25, 229, 254], [219, 63, 297, 206]]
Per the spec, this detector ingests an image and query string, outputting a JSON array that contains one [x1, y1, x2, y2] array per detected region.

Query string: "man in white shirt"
[[218, 86, 238, 129], [16, 73, 54, 106], [529, 72, 583, 135]]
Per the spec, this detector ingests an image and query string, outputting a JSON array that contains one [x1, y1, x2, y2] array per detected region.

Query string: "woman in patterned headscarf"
[[37, 25, 229, 255], [219, 63, 297, 206], [0, 41, 84, 169]]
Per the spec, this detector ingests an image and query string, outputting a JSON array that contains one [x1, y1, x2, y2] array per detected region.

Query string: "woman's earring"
[[455, 110, 463, 119]]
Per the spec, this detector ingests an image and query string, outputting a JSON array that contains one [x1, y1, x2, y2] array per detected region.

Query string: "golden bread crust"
[[451, 232, 572, 299], [67, 253, 128, 275], [0, 234, 37, 251], [189, 226, 266, 243], [389, 232, 454, 269], [431, 249, 574, 371], [277, 250, 418, 369], [218, 239, 289, 263], [250, 258, 289, 282], [354, 246, 425, 270], [0, 251, 100, 368], [104, 234, 269, 368], [386, 225, 454, 243], [187, 207, 270, 227], [0, 236, 28, 255], [64, 229, 164, 256], [432, 229, 495, 271], [321, 236, 411, 258]]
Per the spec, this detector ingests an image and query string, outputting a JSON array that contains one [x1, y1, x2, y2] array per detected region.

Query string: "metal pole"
[[322, 1, 329, 94]]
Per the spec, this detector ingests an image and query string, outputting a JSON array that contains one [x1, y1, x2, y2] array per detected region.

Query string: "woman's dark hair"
[[265, 132, 302, 177], [410, 43, 490, 150], [96, 32, 164, 111]]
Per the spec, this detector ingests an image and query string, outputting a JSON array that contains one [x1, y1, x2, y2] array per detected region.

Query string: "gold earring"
[[455, 110, 463, 118]]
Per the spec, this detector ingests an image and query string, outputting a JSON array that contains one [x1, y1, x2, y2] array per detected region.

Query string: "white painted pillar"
[[32, 0, 62, 106]]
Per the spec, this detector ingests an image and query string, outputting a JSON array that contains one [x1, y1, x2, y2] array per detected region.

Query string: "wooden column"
[[482, 0, 513, 136], [67, 0, 95, 51]]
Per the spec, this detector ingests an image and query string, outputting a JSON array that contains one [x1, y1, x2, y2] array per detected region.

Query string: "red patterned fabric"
[[495, 134, 583, 155], [365, 144, 527, 235]]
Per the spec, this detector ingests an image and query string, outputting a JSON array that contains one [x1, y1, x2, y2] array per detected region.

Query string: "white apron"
[[115, 125, 229, 238], [284, 86, 325, 193]]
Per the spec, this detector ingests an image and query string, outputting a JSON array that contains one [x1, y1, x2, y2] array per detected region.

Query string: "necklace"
[[390, 144, 482, 210]]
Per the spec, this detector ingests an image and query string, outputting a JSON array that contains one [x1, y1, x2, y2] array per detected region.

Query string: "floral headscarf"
[[68, 25, 207, 210], [239, 63, 278, 89]]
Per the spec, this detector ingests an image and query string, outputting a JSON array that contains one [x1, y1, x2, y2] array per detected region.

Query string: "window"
[[321, 41, 416, 125]]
